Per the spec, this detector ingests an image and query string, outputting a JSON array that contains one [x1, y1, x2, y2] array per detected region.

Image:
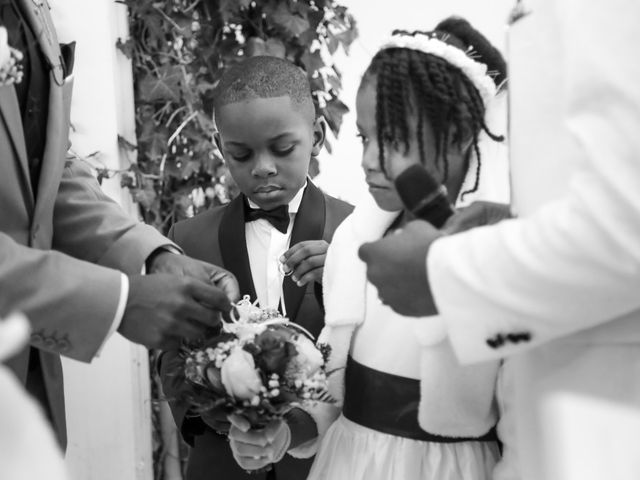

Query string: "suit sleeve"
[[0, 231, 121, 362], [53, 159, 174, 274], [428, 0, 640, 363]]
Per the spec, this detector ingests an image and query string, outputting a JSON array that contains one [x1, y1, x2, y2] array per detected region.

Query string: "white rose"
[[234, 297, 263, 322], [293, 336, 324, 376], [220, 347, 262, 400]]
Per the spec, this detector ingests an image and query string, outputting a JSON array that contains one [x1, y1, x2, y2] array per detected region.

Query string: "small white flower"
[[191, 187, 206, 208], [379, 33, 496, 107]]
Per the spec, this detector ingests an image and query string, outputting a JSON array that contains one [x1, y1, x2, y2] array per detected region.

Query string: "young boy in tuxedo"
[[160, 56, 353, 480]]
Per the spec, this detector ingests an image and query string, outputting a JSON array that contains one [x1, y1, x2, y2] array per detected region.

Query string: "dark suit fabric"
[[160, 182, 352, 480]]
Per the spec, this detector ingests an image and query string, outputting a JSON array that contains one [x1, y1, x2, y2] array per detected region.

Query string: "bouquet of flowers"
[[0, 27, 23, 87], [179, 296, 333, 429]]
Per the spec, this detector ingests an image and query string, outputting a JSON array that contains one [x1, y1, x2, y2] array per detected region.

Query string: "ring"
[[277, 259, 293, 277]]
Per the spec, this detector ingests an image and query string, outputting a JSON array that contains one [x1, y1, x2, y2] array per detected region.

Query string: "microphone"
[[394, 164, 455, 228]]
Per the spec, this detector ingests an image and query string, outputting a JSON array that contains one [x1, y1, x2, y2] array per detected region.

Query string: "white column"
[[49, 1, 153, 479]]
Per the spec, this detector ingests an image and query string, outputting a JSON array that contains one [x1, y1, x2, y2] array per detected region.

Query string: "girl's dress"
[[290, 194, 502, 480]]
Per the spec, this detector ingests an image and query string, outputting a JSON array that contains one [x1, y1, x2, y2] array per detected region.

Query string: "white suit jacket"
[[428, 1, 640, 479]]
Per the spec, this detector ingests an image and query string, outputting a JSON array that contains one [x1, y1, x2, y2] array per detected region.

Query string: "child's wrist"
[[284, 407, 318, 449]]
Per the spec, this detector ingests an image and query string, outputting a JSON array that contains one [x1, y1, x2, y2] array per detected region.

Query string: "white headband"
[[379, 32, 497, 107]]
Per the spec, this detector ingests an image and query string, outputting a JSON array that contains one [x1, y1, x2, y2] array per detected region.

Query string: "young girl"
[[228, 17, 511, 480]]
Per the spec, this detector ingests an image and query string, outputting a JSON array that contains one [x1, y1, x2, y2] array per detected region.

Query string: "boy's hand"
[[280, 240, 329, 287], [228, 415, 291, 471], [201, 409, 231, 434]]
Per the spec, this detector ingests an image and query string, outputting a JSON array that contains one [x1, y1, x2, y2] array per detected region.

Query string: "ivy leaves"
[[118, 0, 357, 233]]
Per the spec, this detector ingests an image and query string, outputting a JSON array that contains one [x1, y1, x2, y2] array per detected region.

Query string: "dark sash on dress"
[[343, 356, 498, 443]]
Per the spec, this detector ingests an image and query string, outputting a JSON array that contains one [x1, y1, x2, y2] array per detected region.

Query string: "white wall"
[[49, 1, 153, 479], [315, 1, 515, 205]]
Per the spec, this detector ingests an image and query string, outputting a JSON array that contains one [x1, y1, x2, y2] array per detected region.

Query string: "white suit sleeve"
[[428, 0, 640, 363]]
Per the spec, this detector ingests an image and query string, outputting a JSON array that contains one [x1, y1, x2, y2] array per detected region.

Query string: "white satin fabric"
[[309, 416, 499, 480]]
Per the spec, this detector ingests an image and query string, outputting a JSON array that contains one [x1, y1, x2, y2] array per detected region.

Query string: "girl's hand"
[[280, 240, 329, 287]]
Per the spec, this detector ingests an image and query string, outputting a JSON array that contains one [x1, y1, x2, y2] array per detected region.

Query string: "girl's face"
[[356, 77, 469, 208], [356, 81, 403, 212]]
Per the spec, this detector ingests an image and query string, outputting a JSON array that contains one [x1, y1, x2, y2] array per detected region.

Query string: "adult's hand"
[[280, 240, 329, 287], [119, 273, 232, 350], [443, 201, 512, 235], [358, 220, 442, 317], [147, 250, 240, 304], [228, 416, 291, 471]]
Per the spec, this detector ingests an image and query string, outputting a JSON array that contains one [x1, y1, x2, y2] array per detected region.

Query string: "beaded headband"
[[379, 31, 497, 107]]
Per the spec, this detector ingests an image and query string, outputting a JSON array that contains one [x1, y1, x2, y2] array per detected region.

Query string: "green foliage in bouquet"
[[115, 0, 358, 234]]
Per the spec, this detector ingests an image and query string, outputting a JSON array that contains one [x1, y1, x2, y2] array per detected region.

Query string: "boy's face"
[[216, 95, 323, 210]]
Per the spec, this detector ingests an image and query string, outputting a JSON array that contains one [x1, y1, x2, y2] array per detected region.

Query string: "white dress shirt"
[[246, 185, 306, 312]]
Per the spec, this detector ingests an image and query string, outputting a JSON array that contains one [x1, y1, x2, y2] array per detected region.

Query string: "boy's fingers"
[[263, 419, 285, 443], [279, 241, 307, 261], [293, 267, 323, 287], [230, 439, 274, 457], [228, 414, 251, 432], [281, 241, 328, 268], [290, 254, 326, 283], [232, 455, 269, 471], [229, 426, 269, 447]]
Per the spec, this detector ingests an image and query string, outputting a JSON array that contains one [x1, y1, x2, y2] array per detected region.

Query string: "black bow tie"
[[244, 203, 290, 234]]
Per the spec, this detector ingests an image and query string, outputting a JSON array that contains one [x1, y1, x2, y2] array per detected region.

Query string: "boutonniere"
[[0, 26, 24, 87]]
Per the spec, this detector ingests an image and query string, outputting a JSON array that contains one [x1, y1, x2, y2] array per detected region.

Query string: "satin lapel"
[[18, 0, 65, 85], [283, 182, 326, 321], [0, 88, 34, 203], [219, 195, 258, 302], [20, 0, 66, 219]]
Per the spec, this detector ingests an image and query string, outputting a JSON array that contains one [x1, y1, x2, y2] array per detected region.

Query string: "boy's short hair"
[[213, 56, 315, 120]]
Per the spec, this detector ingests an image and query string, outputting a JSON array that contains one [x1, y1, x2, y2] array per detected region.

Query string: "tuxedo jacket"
[[0, 0, 169, 448], [160, 182, 352, 480], [428, 2, 640, 479]]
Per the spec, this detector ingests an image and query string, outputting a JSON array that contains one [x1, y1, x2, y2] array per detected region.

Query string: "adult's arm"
[[52, 159, 173, 274], [0, 231, 121, 362], [428, 0, 640, 363]]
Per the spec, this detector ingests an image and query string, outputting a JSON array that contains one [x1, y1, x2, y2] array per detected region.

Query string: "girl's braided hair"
[[363, 17, 507, 196]]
